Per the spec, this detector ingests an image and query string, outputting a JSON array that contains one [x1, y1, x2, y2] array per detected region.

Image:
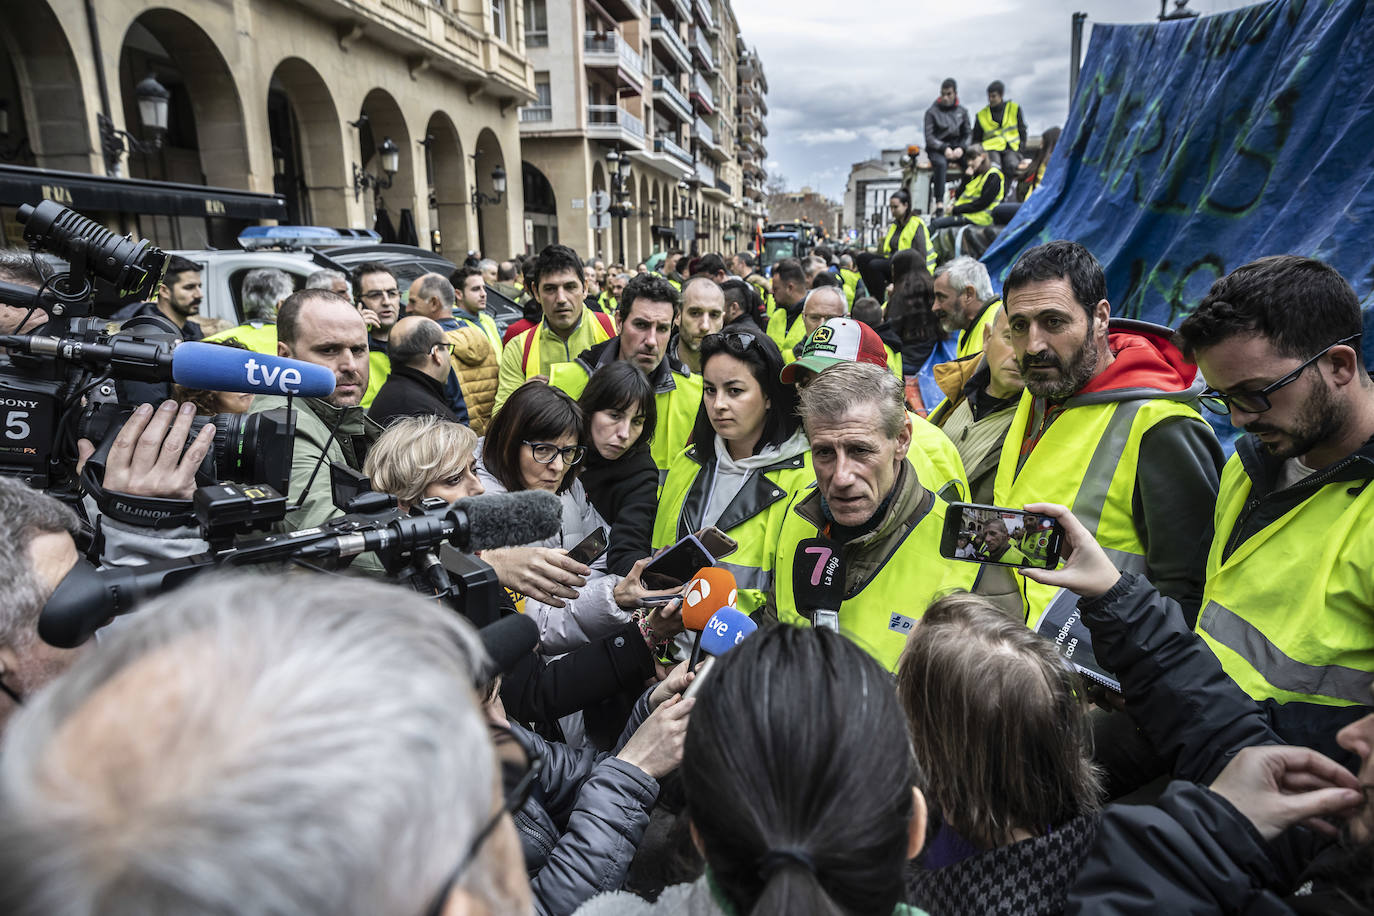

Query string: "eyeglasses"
[[432, 342, 458, 357], [360, 288, 401, 302], [523, 440, 586, 466], [703, 330, 759, 353], [1199, 333, 1361, 415], [422, 732, 544, 916]]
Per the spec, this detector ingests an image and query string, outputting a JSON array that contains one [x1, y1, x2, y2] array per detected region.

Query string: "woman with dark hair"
[[651, 326, 811, 613], [856, 189, 936, 306], [579, 362, 659, 577], [171, 338, 256, 415], [720, 278, 763, 330], [480, 381, 680, 656], [884, 250, 948, 377], [897, 592, 1102, 915], [576, 625, 930, 916]]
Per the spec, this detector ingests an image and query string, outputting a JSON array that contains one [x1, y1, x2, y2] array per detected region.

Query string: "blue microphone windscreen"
[[172, 342, 335, 398], [700, 607, 757, 657]]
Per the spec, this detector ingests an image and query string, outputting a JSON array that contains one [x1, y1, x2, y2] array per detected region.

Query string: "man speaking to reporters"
[[770, 362, 976, 670], [250, 289, 382, 545]]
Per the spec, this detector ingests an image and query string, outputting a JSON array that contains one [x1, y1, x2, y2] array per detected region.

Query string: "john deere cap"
[[780, 317, 889, 384]]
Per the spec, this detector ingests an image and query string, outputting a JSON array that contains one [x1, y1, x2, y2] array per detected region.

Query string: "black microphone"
[[297, 489, 563, 559], [791, 536, 846, 632], [476, 614, 541, 685]]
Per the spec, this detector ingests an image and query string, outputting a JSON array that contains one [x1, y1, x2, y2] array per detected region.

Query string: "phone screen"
[[642, 535, 715, 589], [939, 503, 1063, 569], [567, 527, 608, 566]]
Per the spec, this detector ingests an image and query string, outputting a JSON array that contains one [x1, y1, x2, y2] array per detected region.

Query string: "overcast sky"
[[734, 0, 1254, 199]]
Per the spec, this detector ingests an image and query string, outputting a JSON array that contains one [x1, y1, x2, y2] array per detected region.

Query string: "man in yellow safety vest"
[[973, 80, 1027, 194]]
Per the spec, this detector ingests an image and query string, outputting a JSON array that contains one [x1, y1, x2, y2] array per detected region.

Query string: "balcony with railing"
[[698, 118, 728, 162], [690, 28, 716, 71], [587, 105, 646, 147], [652, 76, 692, 121], [690, 72, 714, 114], [525, 29, 548, 48], [656, 0, 690, 21], [695, 159, 716, 188], [715, 177, 732, 196], [519, 105, 553, 123], [693, 117, 714, 149], [693, 0, 716, 33], [584, 33, 645, 93], [654, 133, 692, 165], [649, 16, 691, 70]]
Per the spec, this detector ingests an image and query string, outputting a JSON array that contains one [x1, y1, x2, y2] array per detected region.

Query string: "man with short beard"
[[992, 240, 1221, 625], [250, 290, 383, 564], [1176, 255, 1374, 719]]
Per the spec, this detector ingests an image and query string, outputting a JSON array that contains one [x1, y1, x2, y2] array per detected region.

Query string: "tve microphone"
[[685, 607, 757, 699], [171, 341, 335, 398], [792, 536, 846, 632], [700, 607, 757, 656], [681, 567, 738, 669], [297, 489, 564, 560]]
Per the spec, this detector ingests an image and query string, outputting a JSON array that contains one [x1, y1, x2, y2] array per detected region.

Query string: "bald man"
[[367, 316, 460, 428], [674, 277, 726, 373]]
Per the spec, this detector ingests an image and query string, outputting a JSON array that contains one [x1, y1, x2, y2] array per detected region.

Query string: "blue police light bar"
[[237, 226, 382, 251]]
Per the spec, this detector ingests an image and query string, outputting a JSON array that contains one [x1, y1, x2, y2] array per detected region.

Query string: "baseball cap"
[[780, 317, 889, 384]]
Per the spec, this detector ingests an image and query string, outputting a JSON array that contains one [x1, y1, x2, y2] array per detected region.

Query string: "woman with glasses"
[[651, 327, 812, 614], [579, 362, 659, 577], [576, 625, 931, 916], [480, 381, 683, 658]]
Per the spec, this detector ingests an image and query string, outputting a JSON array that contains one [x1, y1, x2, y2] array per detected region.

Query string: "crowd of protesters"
[[1, 162, 1373, 916]]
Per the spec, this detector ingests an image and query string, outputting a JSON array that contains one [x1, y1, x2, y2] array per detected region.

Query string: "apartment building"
[[518, 0, 761, 264], [0, 0, 534, 257]]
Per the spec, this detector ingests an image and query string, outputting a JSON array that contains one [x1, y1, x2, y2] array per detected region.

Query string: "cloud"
[[733, 0, 1250, 197], [794, 127, 860, 146]]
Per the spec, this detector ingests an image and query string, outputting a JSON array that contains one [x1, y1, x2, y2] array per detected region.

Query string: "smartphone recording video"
[[939, 502, 1063, 569]]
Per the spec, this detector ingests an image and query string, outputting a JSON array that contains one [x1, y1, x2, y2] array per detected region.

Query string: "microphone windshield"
[[171, 342, 335, 398], [681, 567, 738, 631], [699, 607, 757, 657], [456, 489, 563, 551], [792, 537, 847, 614]]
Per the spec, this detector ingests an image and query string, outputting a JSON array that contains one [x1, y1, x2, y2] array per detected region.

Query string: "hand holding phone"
[[566, 527, 608, 566], [939, 502, 1063, 569], [641, 534, 716, 589]]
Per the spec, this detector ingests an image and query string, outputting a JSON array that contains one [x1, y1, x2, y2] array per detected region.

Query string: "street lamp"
[[469, 153, 507, 257], [352, 134, 401, 201], [606, 148, 633, 265], [98, 72, 170, 175]]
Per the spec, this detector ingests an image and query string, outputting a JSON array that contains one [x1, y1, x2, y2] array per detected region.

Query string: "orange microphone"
[[681, 567, 738, 669]]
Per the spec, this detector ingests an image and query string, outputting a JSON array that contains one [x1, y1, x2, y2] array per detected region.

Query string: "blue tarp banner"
[[983, 0, 1374, 362]]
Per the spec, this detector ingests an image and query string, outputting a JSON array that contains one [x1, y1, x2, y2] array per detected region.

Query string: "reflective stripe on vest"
[[1197, 455, 1374, 706], [1201, 600, 1372, 706], [773, 489, 977, 671], [977, 101, 1021, 151], [954, 169, 1004, 226], [994, 393, 1203, 623]]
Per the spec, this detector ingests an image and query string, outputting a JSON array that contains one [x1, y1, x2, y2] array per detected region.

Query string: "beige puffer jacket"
[[446, 324, 499, 434]]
